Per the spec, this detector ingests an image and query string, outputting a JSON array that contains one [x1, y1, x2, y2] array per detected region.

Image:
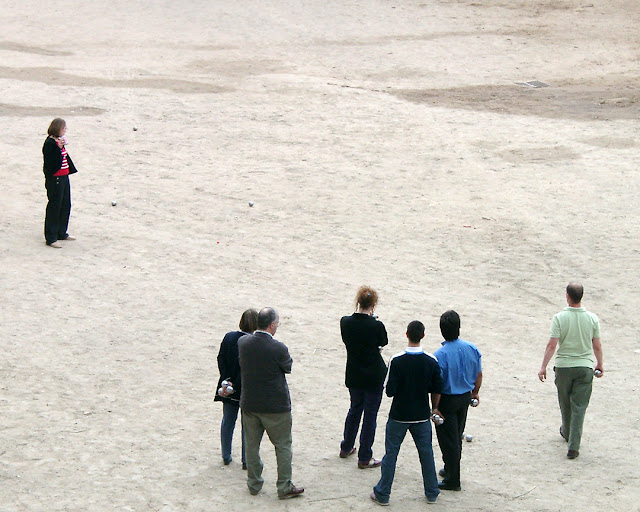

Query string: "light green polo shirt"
[[550, 306, 600, 368]]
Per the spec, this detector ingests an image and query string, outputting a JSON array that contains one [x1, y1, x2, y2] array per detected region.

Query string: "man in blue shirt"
[[434, 310, 482, 491]]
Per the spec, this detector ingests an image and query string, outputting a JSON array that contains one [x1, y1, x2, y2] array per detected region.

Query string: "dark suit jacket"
[[238, 331, 292, 413], [43, 136, 78, 178], [340, 313, 388, 389], [214, 330, 246, 404]]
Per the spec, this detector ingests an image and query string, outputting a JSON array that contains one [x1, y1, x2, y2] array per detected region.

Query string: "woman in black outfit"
[[339, 286, 388, 468], [214, 309, 258, 468], [43, 118, 77, 248]]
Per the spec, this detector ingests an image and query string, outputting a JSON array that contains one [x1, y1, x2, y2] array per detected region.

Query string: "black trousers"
[[44, 175, 71, 244], [435, 391, 471, 486]]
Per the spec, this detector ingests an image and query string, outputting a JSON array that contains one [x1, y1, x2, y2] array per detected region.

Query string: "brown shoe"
[[340, 447, 356, 458], [47, 241, 62, 248], [358, 458, 382, 469], [279, 485, 304, 499]]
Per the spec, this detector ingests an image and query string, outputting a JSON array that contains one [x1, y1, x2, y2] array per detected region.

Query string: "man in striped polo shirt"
[[371, 320, 443, 506]]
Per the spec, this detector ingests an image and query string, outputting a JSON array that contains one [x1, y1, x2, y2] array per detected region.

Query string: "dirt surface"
[[1, 1, 639, 511]]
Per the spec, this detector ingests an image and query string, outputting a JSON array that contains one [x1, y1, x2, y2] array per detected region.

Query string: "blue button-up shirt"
[[434, 338, 482, 395]]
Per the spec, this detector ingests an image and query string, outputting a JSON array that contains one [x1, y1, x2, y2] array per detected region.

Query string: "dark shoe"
[[427, 495, 438, 504], [223, 458, 231, 466], [370, 492, 389, 506], [560, 426, 568, 442], [279, 485, 304, 499], [249, 488, 260, 496], [340, 447, 356, 458], [358, 458, 382, 469], [438, 481, 461, 491], [438, 468, 447, 478], [567, 450, 579, 459], [242, 462, 247, 470]]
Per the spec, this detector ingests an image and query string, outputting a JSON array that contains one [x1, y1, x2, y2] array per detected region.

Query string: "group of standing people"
[[214, 283, 603, 503], [36, 119, 605, 502], [215, 307, 304, 499], [340, 286, 482, 505]]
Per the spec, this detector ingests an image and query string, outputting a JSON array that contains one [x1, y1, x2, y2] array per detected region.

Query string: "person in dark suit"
[[339, 286, 388, 469], [238, 307, 304, 500], [42, 118, 78, 248], [214, 308, 258, 468]]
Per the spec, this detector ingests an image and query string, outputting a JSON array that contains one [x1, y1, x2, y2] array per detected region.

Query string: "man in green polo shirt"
[[538, 282, 604, 459]]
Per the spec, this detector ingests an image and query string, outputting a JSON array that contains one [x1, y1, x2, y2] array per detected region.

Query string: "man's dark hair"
[[566, 282, 584, 304], [239, 308, 258, 333], [257, 307, 278, 330], [440, 310, 460, 341], [406, 320, 425, 343]]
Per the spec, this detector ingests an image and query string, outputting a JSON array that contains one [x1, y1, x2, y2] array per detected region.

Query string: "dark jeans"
[[373, 419, 439, 504], [341, 385, 383, 463], [44, 175, 71, 244], [221, 401, 245, 464], [435, 391, 471, 487]]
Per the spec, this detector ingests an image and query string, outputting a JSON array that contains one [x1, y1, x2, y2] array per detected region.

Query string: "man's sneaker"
[[370, 492, 389, 506], [358, 458, 382, 469], [567, 450, 579, 459], [427, 495, 438, 504], [340, 447, 356, 458]]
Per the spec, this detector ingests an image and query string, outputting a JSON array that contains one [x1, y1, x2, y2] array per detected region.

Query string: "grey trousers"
[[242, 410, 293, 496], [554, 366, 593, 452]]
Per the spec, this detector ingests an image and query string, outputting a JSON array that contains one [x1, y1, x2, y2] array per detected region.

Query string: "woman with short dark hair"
[[215, 309, 259, 468], [339, 286, 388, 468]]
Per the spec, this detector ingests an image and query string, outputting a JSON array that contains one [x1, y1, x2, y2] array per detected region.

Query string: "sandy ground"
[[1, 1, 639, 511]]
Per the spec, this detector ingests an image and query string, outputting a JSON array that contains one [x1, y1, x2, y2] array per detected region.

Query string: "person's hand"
[[55, 137, 65, 148], [594, 367, 604, 378], [470, 392, 480, 406], [431, 409, 444, 424], [538, 368, 547, 382]]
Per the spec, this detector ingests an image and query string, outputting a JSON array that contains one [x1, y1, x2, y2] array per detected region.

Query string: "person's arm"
[[538, 337, 559, 382], [217, 336, 229, 377], [592, 337, 604, 376], [385, 359, 398, 397], [278, 344, 293, 374], [43, 138, 63, 177], [471, 371, 482, 403], [430, 360, 444, 419], [377, 321, 389, 348]]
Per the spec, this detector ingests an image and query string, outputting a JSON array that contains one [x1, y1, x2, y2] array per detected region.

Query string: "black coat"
[[42, 136, 78, 178], [214, 330, 246, 404], [341, 313, 388, 389]]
